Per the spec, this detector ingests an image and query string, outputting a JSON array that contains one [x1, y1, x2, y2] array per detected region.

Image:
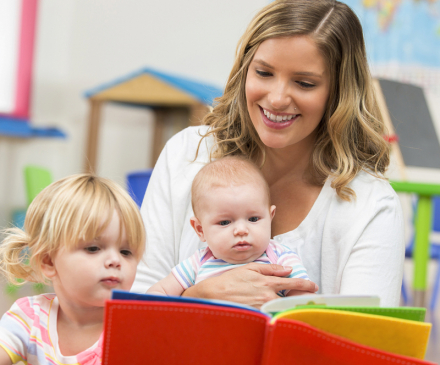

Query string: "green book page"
[[274, 305, 426, 322]]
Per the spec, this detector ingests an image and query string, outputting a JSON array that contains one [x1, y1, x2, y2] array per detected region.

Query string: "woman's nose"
[[268, 81, 292, 110]]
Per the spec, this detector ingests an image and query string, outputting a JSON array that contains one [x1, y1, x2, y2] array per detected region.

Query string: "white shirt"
[[133, 126, 405, 307]]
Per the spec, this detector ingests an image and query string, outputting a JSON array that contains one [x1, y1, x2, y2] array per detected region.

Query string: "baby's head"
[[0, 174, 145, 304], [190, 156, 275, 264]]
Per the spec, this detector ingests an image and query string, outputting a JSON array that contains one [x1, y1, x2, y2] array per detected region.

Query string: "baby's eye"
[[85, 246, 100, 253], [120, 249, 133, 257], [219, 220, 231, 226], [249, 217, 259, 222]]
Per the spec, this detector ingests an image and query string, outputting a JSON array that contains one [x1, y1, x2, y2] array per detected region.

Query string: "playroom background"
[[1, 0, 440, 361]]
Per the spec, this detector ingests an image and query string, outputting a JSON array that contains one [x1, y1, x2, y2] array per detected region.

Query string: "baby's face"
[[193, 183, 275, 264]]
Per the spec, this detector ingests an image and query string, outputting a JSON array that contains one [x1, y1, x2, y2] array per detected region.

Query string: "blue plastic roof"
[[84, 67, 223, 106], [0, 117, 66, 138]]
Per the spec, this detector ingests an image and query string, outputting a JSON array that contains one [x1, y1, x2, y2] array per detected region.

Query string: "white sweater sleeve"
[[339, 186, 405, 306], [131, 126, 210, 293]]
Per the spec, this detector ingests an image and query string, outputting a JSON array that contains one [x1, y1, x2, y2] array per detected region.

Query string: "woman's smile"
[[246, 35, 330, 151], [260, 106, 300, 130]]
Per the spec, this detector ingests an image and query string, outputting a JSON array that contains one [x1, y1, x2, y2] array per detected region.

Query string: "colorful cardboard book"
[[102, 291, 433, 365]]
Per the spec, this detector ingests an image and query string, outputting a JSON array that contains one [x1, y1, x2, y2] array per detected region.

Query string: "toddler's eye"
[[249, 217, 259, 222], [85, 246, 100, 253], [219, 220, 231, 226], [120, 249, 133, 257]]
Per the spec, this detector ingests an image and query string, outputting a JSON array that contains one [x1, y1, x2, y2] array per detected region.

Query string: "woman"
[[133, 0, 404, 307]]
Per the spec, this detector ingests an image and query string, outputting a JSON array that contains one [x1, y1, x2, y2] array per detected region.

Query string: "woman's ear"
[[40, 254, 57, 279], [190, 217, 206, 242]]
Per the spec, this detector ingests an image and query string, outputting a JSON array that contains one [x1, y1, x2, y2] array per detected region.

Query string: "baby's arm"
[[0, 348, 12, 365], [147, 273, 185, 296], [273, 243, 313, 297]]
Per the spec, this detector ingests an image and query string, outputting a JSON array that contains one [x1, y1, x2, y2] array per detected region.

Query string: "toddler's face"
[[44, 210, 140, 308], [192, 183, 275, 264]]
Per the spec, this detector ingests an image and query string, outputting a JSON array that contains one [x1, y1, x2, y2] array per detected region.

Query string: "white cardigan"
[[133, 126, 405, 307]]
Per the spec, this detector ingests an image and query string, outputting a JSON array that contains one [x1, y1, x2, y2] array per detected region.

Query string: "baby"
[[147, 156, 310, 297], [0, 174, 145, 365]]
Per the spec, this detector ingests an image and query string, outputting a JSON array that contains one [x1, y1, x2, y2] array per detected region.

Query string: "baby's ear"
[[270, 205, 276, 220], [190, 217, 206, 242], [40, 254, 57, 279]]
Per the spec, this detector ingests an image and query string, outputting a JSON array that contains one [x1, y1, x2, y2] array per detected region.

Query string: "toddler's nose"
[[105, 251, 121, 268]]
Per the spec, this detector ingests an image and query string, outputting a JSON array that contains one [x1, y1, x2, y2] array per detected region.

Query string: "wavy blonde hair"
[[0, 174, 145, 284], [197, 0, 389, 200]]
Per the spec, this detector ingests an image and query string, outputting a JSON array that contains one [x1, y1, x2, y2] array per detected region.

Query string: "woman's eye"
[[120, 249, 133, 257], [256, 70, 272, 78], [85, 246, 100, 253], [249, 217, 259, 222], [219, 220, 231, 226], [297, 81, 315, 89]]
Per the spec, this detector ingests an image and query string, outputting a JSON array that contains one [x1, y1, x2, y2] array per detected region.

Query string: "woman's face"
[[245, 35, 330, 151]]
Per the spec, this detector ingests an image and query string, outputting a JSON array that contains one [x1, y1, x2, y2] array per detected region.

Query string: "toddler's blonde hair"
[[0, 173, 145, 285], [191, 156, 270, 217]]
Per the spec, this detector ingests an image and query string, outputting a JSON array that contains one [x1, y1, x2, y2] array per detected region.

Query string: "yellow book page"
[[274, 309, 431, 359]]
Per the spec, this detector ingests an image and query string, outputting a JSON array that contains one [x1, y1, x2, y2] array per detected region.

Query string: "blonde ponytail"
[[0, 227, 43, 284]]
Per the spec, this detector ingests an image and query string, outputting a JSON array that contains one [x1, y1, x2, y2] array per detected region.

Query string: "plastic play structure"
[[83, 68, 223, 173], [375, 78, 440, 308]]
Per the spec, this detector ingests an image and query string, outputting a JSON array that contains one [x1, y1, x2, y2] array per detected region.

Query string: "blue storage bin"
[[126, 169, 153, 208]]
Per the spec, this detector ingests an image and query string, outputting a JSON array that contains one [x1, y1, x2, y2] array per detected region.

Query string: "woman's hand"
[[182, 263, 318, 309]]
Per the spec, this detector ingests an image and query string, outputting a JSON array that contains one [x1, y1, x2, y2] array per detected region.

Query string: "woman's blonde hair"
[[198, 0, 389, 200], [0, 174, 145, 284]]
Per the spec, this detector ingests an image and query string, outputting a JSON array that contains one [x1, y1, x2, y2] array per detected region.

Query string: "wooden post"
[[189, 102, 210, 126], [84, 99, 103, 173], [372, 79, 407, 180], [151, 108, 166, 167]]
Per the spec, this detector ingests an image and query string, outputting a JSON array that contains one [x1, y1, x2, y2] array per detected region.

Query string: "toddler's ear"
[[190, 217, 206, 242], [41, 254, 57, 279]]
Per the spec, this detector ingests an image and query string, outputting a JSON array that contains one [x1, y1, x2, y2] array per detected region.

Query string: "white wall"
[[0, 0, 268, 227]]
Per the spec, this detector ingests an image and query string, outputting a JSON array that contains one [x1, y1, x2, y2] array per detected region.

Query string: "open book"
[[102, 290, 434, 365]]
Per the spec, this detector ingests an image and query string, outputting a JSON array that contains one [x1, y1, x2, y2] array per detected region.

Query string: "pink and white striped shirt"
[[172, 240, 309, 296], [0, 294, 102, 365]]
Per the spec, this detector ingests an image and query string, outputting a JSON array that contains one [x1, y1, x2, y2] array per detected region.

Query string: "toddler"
[[0, 174, 145, 365], [147, 156, 310, 297]]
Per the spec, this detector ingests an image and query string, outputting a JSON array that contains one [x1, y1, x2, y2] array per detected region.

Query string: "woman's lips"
[[260, 106, 299, 130]]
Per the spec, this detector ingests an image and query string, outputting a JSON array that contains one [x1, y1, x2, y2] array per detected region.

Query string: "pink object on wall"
[[12, 0, 38, 119]]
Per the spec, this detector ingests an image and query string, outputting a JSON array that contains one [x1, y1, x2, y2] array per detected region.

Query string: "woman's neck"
[[259, 137, 318, 187]]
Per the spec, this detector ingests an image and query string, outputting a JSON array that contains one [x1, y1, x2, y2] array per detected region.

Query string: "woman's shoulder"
[[326, 170, 401, 218], [165, 125, 212, 162], [348, 170, 398, 202]]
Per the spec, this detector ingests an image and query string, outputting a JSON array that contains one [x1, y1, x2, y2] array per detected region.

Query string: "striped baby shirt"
[[172, 240, 310, 295], [0, 294, 102, 365]]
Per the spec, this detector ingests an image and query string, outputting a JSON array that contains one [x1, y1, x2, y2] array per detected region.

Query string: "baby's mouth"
[[233, 242, 252, 251]]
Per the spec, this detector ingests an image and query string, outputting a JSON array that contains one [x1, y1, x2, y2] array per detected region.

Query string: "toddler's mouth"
[[101, 277, 121, 286]]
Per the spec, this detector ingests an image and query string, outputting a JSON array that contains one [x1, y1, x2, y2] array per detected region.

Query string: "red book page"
[[103, 300, 269, 365]]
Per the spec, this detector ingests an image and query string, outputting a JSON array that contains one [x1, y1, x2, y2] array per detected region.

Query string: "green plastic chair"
[[24, 165, 53, 206]]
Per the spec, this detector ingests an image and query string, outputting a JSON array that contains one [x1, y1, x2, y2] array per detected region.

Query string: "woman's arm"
[[182, 263, 318, 308], [339, 189, 405, 306]]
